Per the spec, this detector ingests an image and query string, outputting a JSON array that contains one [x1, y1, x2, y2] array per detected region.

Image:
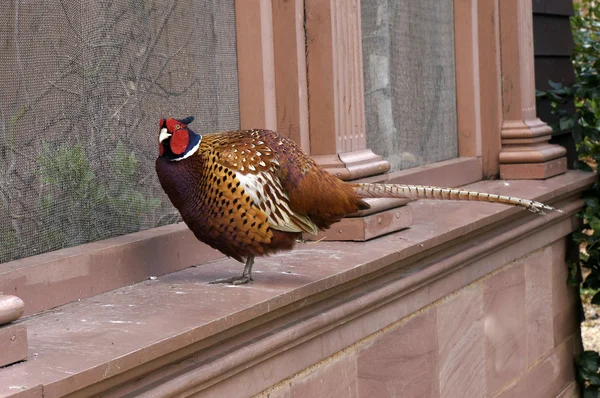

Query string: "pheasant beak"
[[159, 127, 172, 144]]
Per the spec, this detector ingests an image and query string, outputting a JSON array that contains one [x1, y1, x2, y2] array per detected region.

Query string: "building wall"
[[247, 240, 581, 398], [173, 238, 581, 398]]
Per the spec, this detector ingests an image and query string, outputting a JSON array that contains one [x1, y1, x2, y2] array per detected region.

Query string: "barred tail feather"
[[352, 183, 561, 215]]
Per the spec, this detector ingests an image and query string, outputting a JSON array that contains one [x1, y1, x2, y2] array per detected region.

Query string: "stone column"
[[301, 0, 412, 240], [236, 0, 277, 131], [304, 0, 391, 181], [498, 0, 567, 179]]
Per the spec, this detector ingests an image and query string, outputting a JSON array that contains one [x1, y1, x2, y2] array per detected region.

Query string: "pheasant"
[[156, 116, 559, 285]]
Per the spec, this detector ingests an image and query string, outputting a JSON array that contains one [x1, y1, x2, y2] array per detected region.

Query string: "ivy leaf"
[[584, 271, 600, 290], [578, 351, 600, 372], [548, 80, 564, 90], [568, 260, 582, 286], [590, 217, 600, 232], [585, 197, 600, 208], [559, 117, 576, 130], [583, 388, 600, 398], [575, 159, 595, 172], [592, 291, 600, 305]]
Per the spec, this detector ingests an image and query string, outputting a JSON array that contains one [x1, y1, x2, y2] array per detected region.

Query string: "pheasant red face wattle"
[[170, 129, 189, 155]]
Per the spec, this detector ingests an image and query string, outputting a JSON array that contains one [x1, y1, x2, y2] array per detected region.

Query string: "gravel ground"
[[582, 290, 600, 352]]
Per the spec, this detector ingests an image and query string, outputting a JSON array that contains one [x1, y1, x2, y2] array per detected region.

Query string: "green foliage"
[[577, 351, 600, 397], [0, 231, 19, 263], [36, 141, 160, 251], [538, 1, 600, 394]]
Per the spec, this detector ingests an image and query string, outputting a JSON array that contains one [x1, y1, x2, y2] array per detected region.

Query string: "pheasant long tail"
[[352, 183, 561, 214]]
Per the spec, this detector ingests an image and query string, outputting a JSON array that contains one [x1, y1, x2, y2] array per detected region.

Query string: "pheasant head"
[[158, 116, 201, 161]]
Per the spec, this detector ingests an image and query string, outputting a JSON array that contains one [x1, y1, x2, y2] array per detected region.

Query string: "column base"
[[499, 157, 567, 180], [311, 151, 406, 240], [499, 142, 567, 164], [304, 198, 412, 241], [0, 323, 27, 367], [313, 149, 391, 181]]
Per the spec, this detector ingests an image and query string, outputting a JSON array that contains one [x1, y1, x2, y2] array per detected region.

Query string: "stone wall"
[[256, 240, 580, 397]]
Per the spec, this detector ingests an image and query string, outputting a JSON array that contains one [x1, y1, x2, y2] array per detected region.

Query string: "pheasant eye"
[[170, 129, 189, 155]]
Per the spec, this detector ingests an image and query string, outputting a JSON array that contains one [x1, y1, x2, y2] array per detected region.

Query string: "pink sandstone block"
[[524, 245, 555, 365], [437, 285, 485, 397], [550, 241, 580, 345], [357, 308, 439, 398], [285, 354, 358, 398], [556, 381, 580, 398], [496, 337, 575, 398], [484, 263, 526, 396]]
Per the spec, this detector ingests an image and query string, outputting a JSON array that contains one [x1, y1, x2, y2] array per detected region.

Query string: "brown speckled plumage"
[[156, 117, 559, 284], [156, 118, 367, 283]]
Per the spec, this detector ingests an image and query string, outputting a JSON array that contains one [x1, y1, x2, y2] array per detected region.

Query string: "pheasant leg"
[[209, 256, 254, 285]]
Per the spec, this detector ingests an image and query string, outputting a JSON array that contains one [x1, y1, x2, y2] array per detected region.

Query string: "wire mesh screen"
[[0, 0, 240, 263], [361, 0, 458, 171]]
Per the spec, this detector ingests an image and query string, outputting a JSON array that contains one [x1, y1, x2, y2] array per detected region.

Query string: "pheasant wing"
[[210, 130, 319, 235]]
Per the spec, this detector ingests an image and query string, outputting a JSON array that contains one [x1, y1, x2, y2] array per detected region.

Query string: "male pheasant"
[[156, 116, 559, 285]]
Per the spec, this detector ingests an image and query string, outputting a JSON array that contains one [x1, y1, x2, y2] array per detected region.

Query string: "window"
[[0, 0, 240, 263], [361, 0, 459, 171]]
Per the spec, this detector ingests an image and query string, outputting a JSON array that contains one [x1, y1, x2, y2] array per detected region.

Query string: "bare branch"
[[135, 0, 179, 86]]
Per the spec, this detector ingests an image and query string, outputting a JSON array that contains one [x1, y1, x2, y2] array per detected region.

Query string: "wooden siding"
[[533, 0, 577, 166]]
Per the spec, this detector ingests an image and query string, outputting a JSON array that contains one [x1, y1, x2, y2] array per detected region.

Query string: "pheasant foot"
[[209, 256, 254, 285], [209, 275, 252, 285]]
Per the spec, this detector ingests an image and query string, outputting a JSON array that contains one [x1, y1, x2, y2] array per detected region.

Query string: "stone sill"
[[0, 170, 594, 397]]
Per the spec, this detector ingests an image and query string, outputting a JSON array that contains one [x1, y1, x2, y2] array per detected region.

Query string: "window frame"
[[236, 0, 503, 186]]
